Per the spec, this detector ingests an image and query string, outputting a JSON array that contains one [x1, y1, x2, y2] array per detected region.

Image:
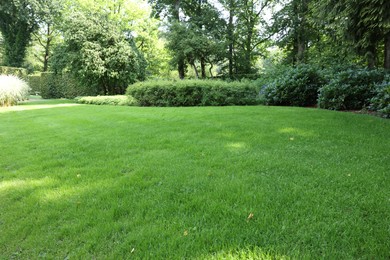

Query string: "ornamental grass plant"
[[0, 75, 30, 107]]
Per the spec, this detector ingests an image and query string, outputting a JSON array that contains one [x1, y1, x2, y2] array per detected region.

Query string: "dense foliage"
[[51, 11, 146, 95], [318, 68, 387, 110], [39, 72, 94, 99], [0, 75, 30, 106], [0, 66, 28, 79], [127, 80, 259, 106], [27, 75, 41, 94], [0, 0, 41, 67], [261, 65, 325, 106], [370, 80, 390, 118]]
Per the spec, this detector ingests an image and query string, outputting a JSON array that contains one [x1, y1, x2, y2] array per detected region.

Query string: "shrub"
[[126, 80, 260, 107], [318, 68, 387, 110], [40, 73, 96, 99], [40, 73, 62, 99], [77, 95, 137, 106], [261, 64, 325, 107], [0, 75, 30, 107], [28, 75, 42, 95], [370, 81, 390, 118], [51, 11, 146, 95], [0, 66, 28, 80]]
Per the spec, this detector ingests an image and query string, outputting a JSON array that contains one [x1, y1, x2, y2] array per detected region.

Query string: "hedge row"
[[28, 75, 42, 95], [0, 66, 28, 80], [258, 65, 389, 118], [28, 73, 96, 99], [126, 80, 259, 106], [77, 95, 137, 106]]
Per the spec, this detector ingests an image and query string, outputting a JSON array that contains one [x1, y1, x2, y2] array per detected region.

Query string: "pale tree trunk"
[[384, 33, 390, 70], [192, 63, 199, 78], [209, 63, 214, 78], [43, 24, 52, 72], [228, 1, 234, 78]]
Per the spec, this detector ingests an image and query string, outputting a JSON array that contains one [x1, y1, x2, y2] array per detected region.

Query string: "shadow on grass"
[[0, 173, 295, 259]]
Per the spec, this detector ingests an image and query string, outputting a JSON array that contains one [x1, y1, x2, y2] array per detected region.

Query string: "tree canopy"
[[1, 0, 389, 81]]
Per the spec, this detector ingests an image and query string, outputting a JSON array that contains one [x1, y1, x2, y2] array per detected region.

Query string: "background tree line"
[[0, 0, 389, 94]]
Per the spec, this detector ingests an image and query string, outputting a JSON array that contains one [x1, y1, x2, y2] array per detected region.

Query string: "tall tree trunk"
[[200, 58, 206, 78], [173, 0, 186, 79], [244, 26, 253, 74], [292, 0, 308, 65], [178, 59, 185, 79], [43, 24, 52, 72], [367, 45, 377, 69], [384, 33, 390, 70], [209, 63, 214, 78], [191, 62, 199, 78], [296, 41, 306, 64], [228, 1, 234, 78]]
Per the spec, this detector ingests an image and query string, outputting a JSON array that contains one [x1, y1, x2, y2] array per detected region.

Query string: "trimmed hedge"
[[28, 75, 42, 95], [0, 66, 28, 80], [39, 73, 96, 99], [318, 68, 387, 110], [77, 95, 137, 106], [126, 80, 260, 107], [261, 65, 325, 107]]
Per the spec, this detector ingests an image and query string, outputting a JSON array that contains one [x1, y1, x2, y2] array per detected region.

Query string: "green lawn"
[[0, 101, 389, 259]]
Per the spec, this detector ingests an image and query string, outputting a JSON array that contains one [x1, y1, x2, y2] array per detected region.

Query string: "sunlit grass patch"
[[0, 103, 80, 113]]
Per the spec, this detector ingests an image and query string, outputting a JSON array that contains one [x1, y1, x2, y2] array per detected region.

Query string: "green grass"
[[0, 101, 389, 259]]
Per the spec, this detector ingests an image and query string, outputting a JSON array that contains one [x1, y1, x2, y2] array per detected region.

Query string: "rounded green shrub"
[[370, 80, 390, 118], [262, 64, 325, 107], [318, 68, 387, 110], [0, 75, 30, 107]]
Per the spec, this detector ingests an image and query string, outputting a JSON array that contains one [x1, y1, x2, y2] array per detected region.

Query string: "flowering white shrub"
[[0, 75, 30, 107]]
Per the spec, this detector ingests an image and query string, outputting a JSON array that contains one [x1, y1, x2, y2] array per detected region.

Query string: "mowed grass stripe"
[[0, 104, 389, 259]]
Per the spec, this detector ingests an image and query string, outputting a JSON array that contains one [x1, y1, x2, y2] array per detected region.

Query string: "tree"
[[0, 32, 3, 64], [181, 0, 226, 78], [51, 11, 146, 95], [235, 0, 273, 74], [219, 0, 273, 77], [0, 0, 42, 67], [221, 0, 238, 78], [313, 0, 390, 69], [271, 0, 318, 65], [30, 0, 63, 71], [61, 0, 168, 77], [149, 0, 187, 78]]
